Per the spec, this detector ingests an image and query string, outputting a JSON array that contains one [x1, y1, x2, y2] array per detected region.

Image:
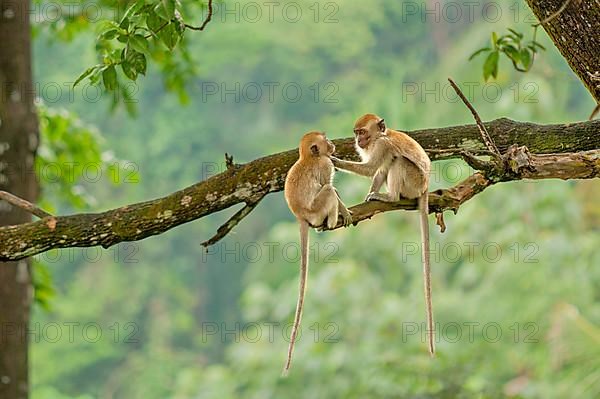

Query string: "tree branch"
[[0, 191, 52, 219], [185, 0, 213, 31], [0, 118, 598, 261], [200, 193, 267, 248], [448, 78, 500, 157]]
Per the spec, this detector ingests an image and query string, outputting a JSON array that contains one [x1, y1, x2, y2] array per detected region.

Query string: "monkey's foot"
[[340, 211, 353, 227], [365, 192, 391, 202]]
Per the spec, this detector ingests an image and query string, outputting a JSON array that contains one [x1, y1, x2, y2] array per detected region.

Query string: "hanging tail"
[[419, 194, 435, 356], [282, 220, 310, 376]]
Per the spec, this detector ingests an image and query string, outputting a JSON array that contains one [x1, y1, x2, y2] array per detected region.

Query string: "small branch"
[[533, 0, 574, 27], [435, 213, 446, 233], [144, 0, 214, 39], [448, 78, 501, 158], [185, 0, 213, 31], [0, 191, 52, 219], [225, 153, 235, 170], [144, 21, 169, 39], [590, 104, 600, 121], [459, 150, 496, 173], [201, 193, 267, 248]]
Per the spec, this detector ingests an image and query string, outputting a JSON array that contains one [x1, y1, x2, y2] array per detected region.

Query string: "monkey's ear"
[[378, 119, 386, 132], [310, 144, 319, 156]]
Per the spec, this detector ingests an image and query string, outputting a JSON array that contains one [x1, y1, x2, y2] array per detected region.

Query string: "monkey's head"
[[353, 113, 386, 149], [299, 131, 335, 159]]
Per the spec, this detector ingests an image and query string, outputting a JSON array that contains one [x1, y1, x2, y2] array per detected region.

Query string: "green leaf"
[[119, 17, 130, 30], [503, 45, 520, 63], [147, 11, 163, 33], [73, 66, 96, 87], [89, 68, 103, 85], [96, 21, 127, 41], [508, 28, 524, 39], [121, 60, 137, 80], [102, 65, 117, 90], [160, 24, 180, 50], [100, 28, 119, 40], [121, 0, 145, 24], [497, 35, 515, 46], [122, 50, 147, 80], [129, 34, 150, 54], [531, 41, 546, 51], [483, 51, 499, 81], [132, 52, 147, 76], [154, 0, 176, 21], [96, 20, 121, 35], [491, 32, 498, 47], [469, 47, 491, 61], [520, 48, 532, 69]]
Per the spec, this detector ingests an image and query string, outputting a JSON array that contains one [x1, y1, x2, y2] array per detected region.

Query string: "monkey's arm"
[[369, 168, 387, 194], [331, 157, 378, 177]]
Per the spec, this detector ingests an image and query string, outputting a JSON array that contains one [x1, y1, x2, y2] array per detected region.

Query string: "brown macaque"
[[283, 131, 353, 375], [331, 114, 435, 356]]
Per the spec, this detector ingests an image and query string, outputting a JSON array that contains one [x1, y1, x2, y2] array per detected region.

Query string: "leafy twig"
[[185, 0, 213, 31]]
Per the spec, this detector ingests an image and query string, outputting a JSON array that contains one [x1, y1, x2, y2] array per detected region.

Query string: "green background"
[[30, 0, 600, 398]]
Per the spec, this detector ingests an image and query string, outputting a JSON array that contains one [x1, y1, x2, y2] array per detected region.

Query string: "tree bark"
[[0, 118, 598, 262], [525, 0, 600, 103], [0, 0, 39, 397]]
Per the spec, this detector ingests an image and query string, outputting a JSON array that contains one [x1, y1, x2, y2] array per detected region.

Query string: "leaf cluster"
[[470, 28, 546, 81]]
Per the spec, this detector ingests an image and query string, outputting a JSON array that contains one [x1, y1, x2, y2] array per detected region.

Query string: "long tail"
[[282, 220, 310, 376], [419, 194, 435, 357]]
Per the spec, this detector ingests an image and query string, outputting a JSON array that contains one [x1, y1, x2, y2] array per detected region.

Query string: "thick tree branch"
[[0, 118, 599, 261], [322, 148, 598, 231]]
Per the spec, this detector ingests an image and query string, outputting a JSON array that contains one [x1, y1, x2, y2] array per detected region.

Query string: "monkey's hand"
[[330, 156, 342, 167]]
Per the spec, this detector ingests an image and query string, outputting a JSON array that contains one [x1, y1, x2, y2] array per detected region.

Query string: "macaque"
[[331, 114, 434, 356], [283, 131, 353, 375]]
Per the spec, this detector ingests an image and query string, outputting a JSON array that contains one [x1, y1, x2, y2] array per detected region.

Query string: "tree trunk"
[[0, 0, 39, 397], [525, 0, 600, 103]]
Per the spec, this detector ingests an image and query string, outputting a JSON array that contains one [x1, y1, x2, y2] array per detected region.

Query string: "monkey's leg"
[[326, 198, 339, 230], [366, 164, 401, 202], [333, 188, 353, 227], [309, 184, 339, 229]]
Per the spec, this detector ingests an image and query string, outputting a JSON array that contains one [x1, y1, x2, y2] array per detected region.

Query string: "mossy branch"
[[1, 118, 599, 261]]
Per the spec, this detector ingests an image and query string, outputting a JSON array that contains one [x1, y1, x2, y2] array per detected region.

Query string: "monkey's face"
[[353, 114, 384, 149], [353, 122, 380, 149], [353, 127, 370, 149]]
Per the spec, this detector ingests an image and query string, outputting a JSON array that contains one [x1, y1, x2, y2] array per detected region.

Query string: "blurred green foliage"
[[29, 0, 599, 398]]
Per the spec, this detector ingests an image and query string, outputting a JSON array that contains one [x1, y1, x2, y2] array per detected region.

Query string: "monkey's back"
[[284, 158, 332, 219], [387, 129, 431, 198]]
